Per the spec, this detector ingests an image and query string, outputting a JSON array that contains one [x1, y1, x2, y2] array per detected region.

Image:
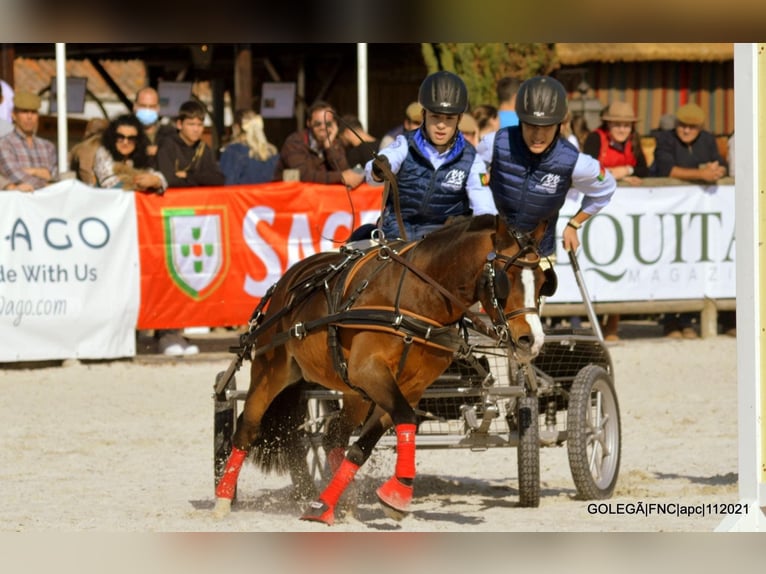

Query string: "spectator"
[[133, 86, 176, 157], [650, 113, 676, 138], [154, 99, 225, 357], [363, 71, 496, 241], [652, 103, 727, 184], [0, 79, 13, 123], [69, 118, 110, 186], [0, 91, 58, 191], [273, 100, 364, 188], [156, 100, 224, 188], [0, 86, 12, 137], [478, 76, 617, 302], [338, 114, 380, 169], [471, 104, 499, 140], [583, 101, 648, 184], [496, 76, 521, 128], [561, 114, 590, 151], [458, 113, 479, 148], [379, 101, 423, 150], [1, 172, 25, 191], [652, 103, 727, 339], [580, 101, 648, 340], [219, 110, 279, 184], [93, 114, 167, 193]]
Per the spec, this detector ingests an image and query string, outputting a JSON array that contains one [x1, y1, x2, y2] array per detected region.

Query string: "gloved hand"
[[371, 154, 391, 181]]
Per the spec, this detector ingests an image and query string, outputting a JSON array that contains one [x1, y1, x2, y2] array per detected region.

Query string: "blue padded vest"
[[381, 129, 475, 237], [489, 126, 579, 255]]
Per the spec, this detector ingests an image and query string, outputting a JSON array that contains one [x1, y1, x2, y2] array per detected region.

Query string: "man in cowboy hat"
[[0, 91, 58, 191]]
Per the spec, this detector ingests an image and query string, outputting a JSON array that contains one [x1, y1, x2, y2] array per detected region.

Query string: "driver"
[[362, 70, 497, 241], [477, 75, 617, 257]]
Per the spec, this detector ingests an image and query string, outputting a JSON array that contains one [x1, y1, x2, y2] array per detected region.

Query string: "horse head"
[[478, 216, 551, 362]]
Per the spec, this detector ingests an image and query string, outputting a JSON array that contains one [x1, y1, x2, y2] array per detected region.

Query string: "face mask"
[[135, 108, 158, 126]]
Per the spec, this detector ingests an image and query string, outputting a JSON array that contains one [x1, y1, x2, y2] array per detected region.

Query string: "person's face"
[[13, 108, 39, 136], [134, 90, 160, 112], [177, 116, 205, 145], [675, 122, 702, 145], [308, 109, 337, 144], [115, 125, 138, 157], [607, 121, 633, 144], [521, 122, 558, 154], [404, 116, 423, 131], [424, 110, 458, 149]]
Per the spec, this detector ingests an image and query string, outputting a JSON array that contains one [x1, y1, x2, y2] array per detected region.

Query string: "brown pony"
[[213, 214, 550, 525]]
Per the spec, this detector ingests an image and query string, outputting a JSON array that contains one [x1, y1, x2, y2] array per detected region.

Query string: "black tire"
[[567, 364, 621, 500], [213, 371, 238, 499], [516, 395, 541, 507]]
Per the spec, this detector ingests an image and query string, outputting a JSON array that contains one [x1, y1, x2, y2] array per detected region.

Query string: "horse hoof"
[[300, 499, 335, 526], [212, 497, 232, 519], [376, 477, 413, 517], [380, 501, 409, 522]]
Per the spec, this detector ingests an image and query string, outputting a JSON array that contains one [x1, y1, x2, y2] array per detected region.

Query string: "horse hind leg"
[[213, 358, 292, 518]]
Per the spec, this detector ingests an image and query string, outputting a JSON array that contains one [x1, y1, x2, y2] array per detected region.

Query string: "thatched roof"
[[555, 43, 733, 65]]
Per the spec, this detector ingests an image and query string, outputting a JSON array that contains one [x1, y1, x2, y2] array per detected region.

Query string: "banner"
[[0, 181, 140, 361], [549, 185, 735, 302], [134, 182, 383, 329]]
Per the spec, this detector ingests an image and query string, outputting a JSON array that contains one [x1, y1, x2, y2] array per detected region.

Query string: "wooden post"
[[700, 297, 718, 338], [234, 46, 252, 113]]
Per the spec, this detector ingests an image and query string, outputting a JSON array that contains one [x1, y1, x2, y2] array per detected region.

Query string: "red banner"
[[135, 182, 382, 329]]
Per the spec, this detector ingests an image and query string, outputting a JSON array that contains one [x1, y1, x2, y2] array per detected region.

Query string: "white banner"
[[549, 184, 736, 303], [0, 181, 140, 361]]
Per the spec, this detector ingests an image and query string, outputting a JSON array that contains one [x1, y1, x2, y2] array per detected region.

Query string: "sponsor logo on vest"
[[536, 173, 561, 194], [443, 168, 467, 191], [162, 207, 229, 300]]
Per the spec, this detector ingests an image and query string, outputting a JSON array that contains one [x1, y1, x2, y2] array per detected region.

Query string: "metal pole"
[[55, 43, 68, 174], [567, 248, 603, 342], [357, 43, 368, 130]]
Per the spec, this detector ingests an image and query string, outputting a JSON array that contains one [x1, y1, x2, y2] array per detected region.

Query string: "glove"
[[372, 154, 391, 181]]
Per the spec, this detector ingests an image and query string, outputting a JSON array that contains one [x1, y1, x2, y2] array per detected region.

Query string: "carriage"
[[212, 224, 621, 514]]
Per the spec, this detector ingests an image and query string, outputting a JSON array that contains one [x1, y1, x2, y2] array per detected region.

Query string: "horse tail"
[[248, 382, 309, 476]]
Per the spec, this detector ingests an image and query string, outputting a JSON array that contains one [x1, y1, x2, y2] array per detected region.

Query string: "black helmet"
[[516, 76, 568, 126], [418, 71, 469, 115]]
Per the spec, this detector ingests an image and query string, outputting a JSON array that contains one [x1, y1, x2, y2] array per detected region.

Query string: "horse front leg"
[[300, 404, 390, 525]]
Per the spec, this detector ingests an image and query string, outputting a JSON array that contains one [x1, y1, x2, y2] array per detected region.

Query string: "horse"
[[212, 213, 552, 525]]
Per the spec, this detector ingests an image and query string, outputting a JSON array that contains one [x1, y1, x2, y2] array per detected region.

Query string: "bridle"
[[481, 228, 543, 342]]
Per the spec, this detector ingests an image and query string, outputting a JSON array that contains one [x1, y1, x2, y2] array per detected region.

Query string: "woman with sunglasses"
[[93, 113, 167, 194]]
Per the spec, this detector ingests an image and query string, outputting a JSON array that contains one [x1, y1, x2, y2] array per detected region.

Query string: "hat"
[[676, 103, 705, 125], [601, 101, 637, 122], [13, 91, 41, 111], [458, 113, 478, 134], [405, 101, 423, 122]]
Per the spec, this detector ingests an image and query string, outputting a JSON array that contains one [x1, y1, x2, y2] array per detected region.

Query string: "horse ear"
[[494, 215, 513, 249], [533, 219, 548, 245]]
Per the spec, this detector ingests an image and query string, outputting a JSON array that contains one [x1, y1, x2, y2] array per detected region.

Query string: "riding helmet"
[[418, 71, 469, 115], [516, 76, 568, 126]]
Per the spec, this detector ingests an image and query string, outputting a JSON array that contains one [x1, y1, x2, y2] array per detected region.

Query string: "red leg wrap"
[[376, 476, 414, 512], [301, 458, 360, 525], [394, 423, 417, 479], [215, 446, 247, 500], [327, 447, 346, 475], [319, 458, 359, 507]]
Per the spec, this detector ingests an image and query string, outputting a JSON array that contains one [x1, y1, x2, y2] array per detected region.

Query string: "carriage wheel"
[[566, 364, 621, 500], [213, 371, 238, 499], [516, 395, 541, 507], [302, 397, 340, 485], [289, 393, 342, 497]]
